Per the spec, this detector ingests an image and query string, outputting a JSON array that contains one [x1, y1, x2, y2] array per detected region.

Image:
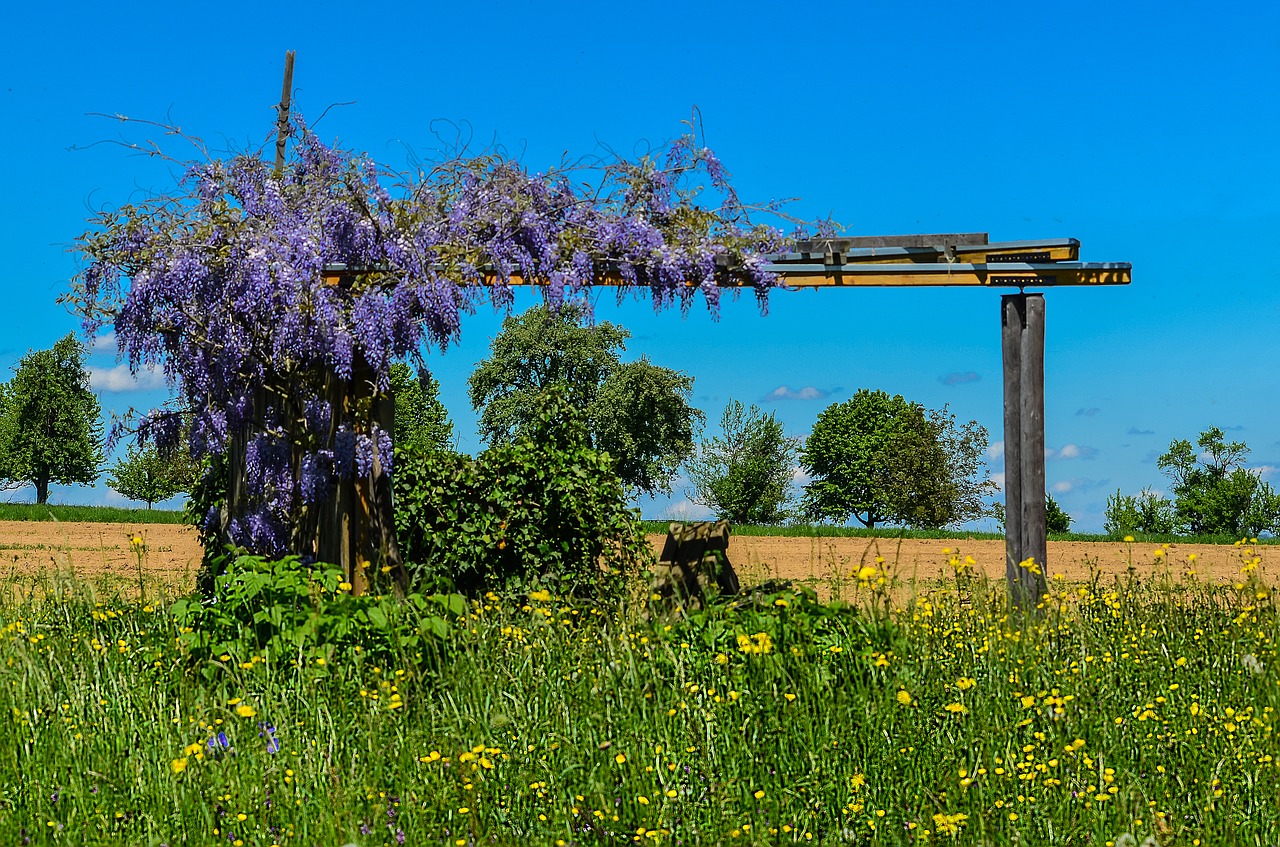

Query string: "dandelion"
[[753, 790, 765, 799], [956, 677, 976, 691], [945, 702, 968, 714], [896, 690, 913, 706], [235, 704, 256, 718], [615, 753, 626, 764], [170, 757, 188, 774]]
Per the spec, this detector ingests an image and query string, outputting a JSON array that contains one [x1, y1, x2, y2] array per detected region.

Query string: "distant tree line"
[[1105, 427, 1279, 538]]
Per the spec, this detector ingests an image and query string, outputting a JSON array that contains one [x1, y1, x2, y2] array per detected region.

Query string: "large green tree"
[[686, 400, 798, 525], [389, 363, 455, 455], [1156, 427, 1279, 536], [799, 389, 993, 529], [0, 334, 104, 504], [467, 304, 703, 495]]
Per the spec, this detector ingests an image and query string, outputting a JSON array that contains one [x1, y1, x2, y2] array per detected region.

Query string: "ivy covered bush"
[[393, 388, 652, 598]]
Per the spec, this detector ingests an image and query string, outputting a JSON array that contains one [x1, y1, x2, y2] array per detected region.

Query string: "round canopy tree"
[[800, 389, 994, 529], [70, 114, 788, 588]]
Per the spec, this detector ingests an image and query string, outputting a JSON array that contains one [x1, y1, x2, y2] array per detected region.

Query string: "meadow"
[[0, 541, 1276, 847]]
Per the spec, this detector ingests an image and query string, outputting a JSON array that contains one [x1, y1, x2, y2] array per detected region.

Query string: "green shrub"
[[393, 387, 652, 598], [1104, 487, 1176, 537], [170, 552, 465, 673]]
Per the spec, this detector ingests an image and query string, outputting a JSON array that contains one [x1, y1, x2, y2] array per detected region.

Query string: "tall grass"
[[0, 557, 1275, 845]]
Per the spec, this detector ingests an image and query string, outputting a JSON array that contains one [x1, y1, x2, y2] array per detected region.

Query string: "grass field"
[[0, 503, 186, 524], [0, 552, 1276, 845]]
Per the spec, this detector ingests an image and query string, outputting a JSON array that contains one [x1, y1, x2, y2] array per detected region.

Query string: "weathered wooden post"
[[1001, 293, 1050, 607]]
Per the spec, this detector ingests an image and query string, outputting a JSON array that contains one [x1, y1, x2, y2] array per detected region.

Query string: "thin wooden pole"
[[1002, 294, 1049, 607], [274, 50, 296, 175]]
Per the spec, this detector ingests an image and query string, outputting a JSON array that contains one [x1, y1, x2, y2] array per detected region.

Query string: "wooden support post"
[[1001, 294, 1049, 607], [274, 50, 296, 175]]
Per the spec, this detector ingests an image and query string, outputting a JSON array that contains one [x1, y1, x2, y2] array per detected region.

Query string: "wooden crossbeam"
[[323, 261, 1130, 290], [761, 262, 1130, 288]]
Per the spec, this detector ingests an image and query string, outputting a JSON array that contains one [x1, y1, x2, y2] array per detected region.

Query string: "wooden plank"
[[772, 238, 1081, 265], [794, 233, 989, 251], [323, 263, 1131, 290], [762, 265, 1130, 288]]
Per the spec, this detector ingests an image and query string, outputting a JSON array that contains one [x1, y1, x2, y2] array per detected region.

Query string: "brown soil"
[[690, 535, 1274, 594], [0, 521, 1269, 595]]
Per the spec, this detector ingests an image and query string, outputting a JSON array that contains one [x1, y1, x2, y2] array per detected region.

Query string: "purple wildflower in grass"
[[258, 721, 280, 754]]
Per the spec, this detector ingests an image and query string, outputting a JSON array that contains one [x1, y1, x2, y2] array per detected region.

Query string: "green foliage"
[[0, 334, 104, 504], [389, 362, 455, 454], [1104, 487, 1177, 537], [107, 441, 198, 508], [800, 389, 994, 528], [1045, 492, 1072, 533], [591, 357, 702, 495], [170, 553, 464, 673], [394, 387, 652, 597], [466, 304, 702, 495], [184, 452, 230, 595], [994, 495, 1072, 533], [685, 400, 798, 525], [1152, 427, 1279, 536]]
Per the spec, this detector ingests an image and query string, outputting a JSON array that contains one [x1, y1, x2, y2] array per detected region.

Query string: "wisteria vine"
[[71, 114, 796, 559]]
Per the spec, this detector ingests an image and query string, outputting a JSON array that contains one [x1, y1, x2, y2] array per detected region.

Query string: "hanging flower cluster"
[[72, 115, 791, 557]]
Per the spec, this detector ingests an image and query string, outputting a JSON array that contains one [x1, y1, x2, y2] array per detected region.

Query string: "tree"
[[107, 441, 198, 508], [799, 389, 994, 529], [389, 363, 455, 454], [993, 493, 1073, 533], [467, 304, 703, 495], [686, 400, 798, 525], [71, 113, 787, 575], [1155, 427, 1278, 536], [0, 335, 104, 504], [1045, 493, 1072, 533]]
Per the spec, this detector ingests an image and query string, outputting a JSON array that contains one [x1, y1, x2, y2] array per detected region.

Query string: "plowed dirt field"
[[0, 520, 1270, 595]]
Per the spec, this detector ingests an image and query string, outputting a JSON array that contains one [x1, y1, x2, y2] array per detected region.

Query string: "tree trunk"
[[35, 472, 49, 505]]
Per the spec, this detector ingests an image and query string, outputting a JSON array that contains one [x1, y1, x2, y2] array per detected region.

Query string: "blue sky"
[[2, 0, 1278, 529]]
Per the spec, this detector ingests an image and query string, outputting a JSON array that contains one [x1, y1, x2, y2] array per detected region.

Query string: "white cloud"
[[1250, 465, 1278, 480], [790, 465, 811, 485], [989, 471, 1005, 491], [1051, 480, 1074, 493], [89, 363, 167, 392], [91, 331, 118, 353], [764, 385, 828, 401], [1046, 443, 1098, 461], [987, 440, 1005, 461], [661, 499, 714, 521]]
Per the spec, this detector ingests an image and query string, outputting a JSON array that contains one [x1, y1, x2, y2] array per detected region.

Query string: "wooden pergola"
[[759, 233, 1131, 605], [321, 232, 1129, 605]]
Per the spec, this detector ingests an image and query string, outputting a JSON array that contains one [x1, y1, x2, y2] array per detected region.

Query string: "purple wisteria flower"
[[73, 113, 794, 560]]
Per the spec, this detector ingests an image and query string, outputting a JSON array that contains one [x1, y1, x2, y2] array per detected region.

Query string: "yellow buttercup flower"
[[235, 704, 256, 718]]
